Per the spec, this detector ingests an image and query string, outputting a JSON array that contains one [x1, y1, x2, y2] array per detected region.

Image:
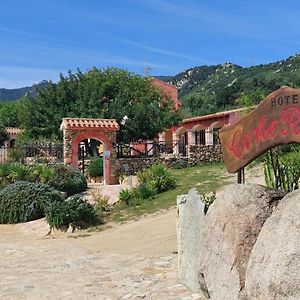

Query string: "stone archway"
[[60, 118, 119, 185]]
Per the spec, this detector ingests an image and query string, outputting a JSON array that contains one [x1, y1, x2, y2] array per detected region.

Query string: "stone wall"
[[188, 144, 223, 163], [114, 145, 223, 177], [114, 157, 189, 176]]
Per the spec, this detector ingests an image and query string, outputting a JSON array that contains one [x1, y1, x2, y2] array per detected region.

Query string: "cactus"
[[264, 148, 300, 192]]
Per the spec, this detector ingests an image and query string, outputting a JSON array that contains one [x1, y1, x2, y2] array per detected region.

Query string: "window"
[[213, 128, 220, 145], [199, 129, 206, 145]]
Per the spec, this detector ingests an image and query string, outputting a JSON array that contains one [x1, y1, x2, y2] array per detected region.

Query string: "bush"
[[0, 181, 64, 224], [87, 157, 103, 178], [93, 193, 111, 222], [132, 183, 157, 201], [0, 163, 87, 196], [137, 164, 176, 193], [8, 148, 26, 163], [0, 162, 31, 188], [45, 194, 96, 231], [118, 188, 132, 205], [43, 164, 87, 196]]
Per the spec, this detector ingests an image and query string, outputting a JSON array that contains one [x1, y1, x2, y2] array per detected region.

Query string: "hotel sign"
[[220, 86, 300, 173]]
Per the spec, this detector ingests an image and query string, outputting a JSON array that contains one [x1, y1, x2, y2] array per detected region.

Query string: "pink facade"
[[160, 108, 247, 155], [151, 78, 181, 110]]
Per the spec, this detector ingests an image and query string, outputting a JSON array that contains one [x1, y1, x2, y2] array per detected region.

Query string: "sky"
[[1, 0, 300, 89]]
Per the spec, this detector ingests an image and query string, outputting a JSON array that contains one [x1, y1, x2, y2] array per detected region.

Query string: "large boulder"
[[245, 189, 300, 300], [177, 188, 206, 293], [197, 184, 285, 300]]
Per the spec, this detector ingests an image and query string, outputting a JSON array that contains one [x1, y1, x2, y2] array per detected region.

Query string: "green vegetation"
[[264, 147, 300, 192], [137, 163, 177, 193], [0, 81, 49, 102], [45, 194, 96, 231], [112, 163, 229, 223], [0, 123, 9, 147], [87, 157, 103, 178], [42, 164, 87, 197], [118, 163, 176, 208], [0, 181, 64, 224], [0, 163, 95, 228], [0, 162, 87, 196], [18, 68, 180, 142], [3, 54, 300, 130], [163, 54, 300, 117]]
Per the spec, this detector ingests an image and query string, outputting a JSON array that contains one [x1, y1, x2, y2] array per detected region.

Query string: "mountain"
[[0, 80, 49, 102], [158, 53, 300, 117]]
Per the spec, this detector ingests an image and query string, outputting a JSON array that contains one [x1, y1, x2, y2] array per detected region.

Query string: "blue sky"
[[1, 0, 300, 88]]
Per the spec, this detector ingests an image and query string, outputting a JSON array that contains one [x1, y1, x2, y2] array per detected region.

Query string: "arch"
[[191, 124, 206, 145], [175, 126, 189, 156], [209, 122, 223, 145], [60, 118, 119, 185], [9, 138, 16, 148], [176, 126, 188, 136], [209, 121, 223, 130]]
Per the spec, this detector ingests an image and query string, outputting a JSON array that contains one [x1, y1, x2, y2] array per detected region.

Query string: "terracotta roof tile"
[[5, 127, 22, 135], [182, 107, 255, 124], [60, 118, 119, 130]]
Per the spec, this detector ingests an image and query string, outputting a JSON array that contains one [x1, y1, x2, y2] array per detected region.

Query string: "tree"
[[20, 68, 181, 142], [0, 101, 22, 127], [0, 123, 9, 147]]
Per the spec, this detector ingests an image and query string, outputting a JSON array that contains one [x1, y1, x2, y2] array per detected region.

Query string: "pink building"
[[160, 108, 246, 156], [151, 78, 181, 110]]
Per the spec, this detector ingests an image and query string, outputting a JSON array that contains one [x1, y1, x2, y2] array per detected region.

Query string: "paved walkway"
[[0, 210, 205, 300]]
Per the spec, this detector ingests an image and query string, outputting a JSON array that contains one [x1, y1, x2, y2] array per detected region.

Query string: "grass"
[[107, 162, 234, 223]]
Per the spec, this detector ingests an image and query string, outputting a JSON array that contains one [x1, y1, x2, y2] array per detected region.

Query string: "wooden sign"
[[220, 86, 300, 173]]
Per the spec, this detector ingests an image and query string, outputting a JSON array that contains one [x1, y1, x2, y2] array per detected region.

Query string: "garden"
[[1, 143, 300, 232]]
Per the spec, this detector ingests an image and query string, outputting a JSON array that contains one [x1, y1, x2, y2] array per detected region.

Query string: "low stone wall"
[[188, 145, 223, 163], [114, 157, 190, 176], [114, 145, 223, 176]]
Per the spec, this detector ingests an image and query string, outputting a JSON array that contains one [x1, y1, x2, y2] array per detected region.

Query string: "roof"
[[151, 77, 177, 90], [60, 118, 119, 130], [5, 127, 22, 135], [182, 107, 254, 124]]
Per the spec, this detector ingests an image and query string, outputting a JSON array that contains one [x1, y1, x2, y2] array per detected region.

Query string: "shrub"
[[137, 164, 176, 193], [131, 183, 157, 201], [45, 194, 96, 231], [118, 188, 132, 205], [44, 164, 87, 196], [93, 193, 111, 221], [0, 163, 87, 196], [87, 157, 103, 178], [0, 181, 64, 224], [0, 162, 31, 188], [8, 148, 26, 163]]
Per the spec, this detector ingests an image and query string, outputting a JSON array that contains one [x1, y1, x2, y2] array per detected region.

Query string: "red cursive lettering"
[[228, 106, 300, 159]]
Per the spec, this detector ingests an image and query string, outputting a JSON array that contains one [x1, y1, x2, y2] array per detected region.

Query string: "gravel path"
[[0, 211, 204, 300], [0, 165, 264, 299]]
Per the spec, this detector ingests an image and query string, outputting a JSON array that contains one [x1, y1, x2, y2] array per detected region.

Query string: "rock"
[[245, 189, 300, 300], [177, 188, 206, 293], [197, 184, 285, 300]]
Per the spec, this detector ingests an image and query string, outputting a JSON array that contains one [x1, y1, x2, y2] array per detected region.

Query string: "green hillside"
[[160, 53, 300, 117], [0, 80, 49, 102]]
